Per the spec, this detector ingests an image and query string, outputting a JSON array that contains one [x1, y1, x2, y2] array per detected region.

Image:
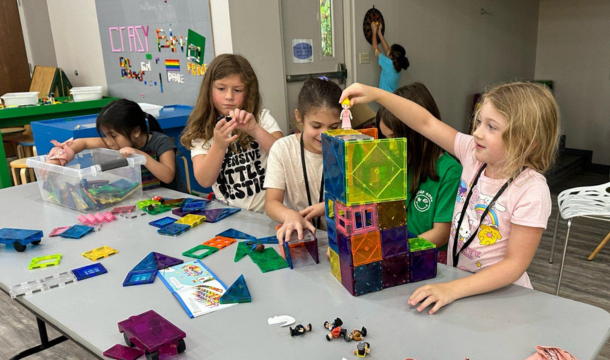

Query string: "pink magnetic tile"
[[49, 226, 71, 237], [111, 205, 136, 214], [85, 214, 98, 224], [103, 212, 117, 221], [102, 344, 144, 360], [77, 215, 90, 225], [94, 213, 105, 223]]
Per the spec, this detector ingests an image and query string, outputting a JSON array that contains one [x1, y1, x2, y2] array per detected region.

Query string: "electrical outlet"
[[359, 52, 370, 64]]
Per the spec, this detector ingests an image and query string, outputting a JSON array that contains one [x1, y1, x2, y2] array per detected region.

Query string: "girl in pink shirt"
[[340, 82, 560, 314]]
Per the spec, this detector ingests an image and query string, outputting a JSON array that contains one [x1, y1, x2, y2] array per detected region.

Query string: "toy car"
[[118, 310, 186, 360], [0, 228, 43, 252]]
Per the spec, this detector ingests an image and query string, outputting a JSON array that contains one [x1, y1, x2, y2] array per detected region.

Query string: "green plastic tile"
[[182, 244, 218, 259], [409, 237, 436, 252], [29, 254, 62, 270]]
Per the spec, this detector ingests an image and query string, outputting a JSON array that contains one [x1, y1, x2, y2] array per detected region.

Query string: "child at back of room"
[[264, 77, 343, 243], [340, 81, 559, 314], [376, 82, 462, 264], [371, 22, 409, 93], [46, 98, 188, 193], [181, 54, 283, 213]]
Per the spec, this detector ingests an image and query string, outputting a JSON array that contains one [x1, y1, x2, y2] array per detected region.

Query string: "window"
[[320, 0, 333, 57]]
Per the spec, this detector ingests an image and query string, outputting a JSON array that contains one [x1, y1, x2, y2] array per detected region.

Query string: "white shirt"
[[190, 109, 282, 213]]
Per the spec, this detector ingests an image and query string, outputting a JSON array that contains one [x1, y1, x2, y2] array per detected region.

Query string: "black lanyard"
[[300, 134, 324, 229], [452, 164, 519, 267]]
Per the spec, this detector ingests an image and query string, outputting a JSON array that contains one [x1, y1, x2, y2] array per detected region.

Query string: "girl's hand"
[[276, 211, 316, 244], [408, 282, 459, 315], [230, 109, 258, 134], [339, 83, 382, 107], [214, 117, 239, 149], [299, 203, 325, 222], [371, 22, 378, 33], [119, 147, 140, 158], [378, 22, 383, 34]]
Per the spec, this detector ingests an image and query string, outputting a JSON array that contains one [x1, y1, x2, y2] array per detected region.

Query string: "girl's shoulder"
[[270, 134, 298, 154]]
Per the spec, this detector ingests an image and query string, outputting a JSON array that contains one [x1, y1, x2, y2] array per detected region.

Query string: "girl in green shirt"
[[376, 83, 462, 264]]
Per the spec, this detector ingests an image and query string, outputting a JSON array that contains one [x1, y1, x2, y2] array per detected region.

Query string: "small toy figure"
[[344, 327, 367, 342], [354, 341, 371, 357], [245, 241, 264, 252], [340, 98, 353, 130], [324, 318, 346, 341], [289, 323, 312, 336]]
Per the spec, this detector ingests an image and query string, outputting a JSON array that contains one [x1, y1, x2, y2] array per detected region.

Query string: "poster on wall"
[[292, 39, 314, 63]]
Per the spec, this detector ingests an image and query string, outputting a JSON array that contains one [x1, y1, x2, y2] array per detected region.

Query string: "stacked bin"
[[322, 129, 437, 296]]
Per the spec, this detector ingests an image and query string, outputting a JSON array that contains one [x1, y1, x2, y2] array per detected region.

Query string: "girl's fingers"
[[215, 118, 227, 129], [227, 134, 238, 143], [304, 221, 316, 234], [429, 300, 446, 315], [417, 295, 437, 313]]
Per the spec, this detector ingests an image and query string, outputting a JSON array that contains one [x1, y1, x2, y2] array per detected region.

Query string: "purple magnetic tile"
[[337, 231, 352, 265], [339, 257, 355, 295], [171, 208, 197, 217], [353, 261, 383, 296], [117, 310, 186, 354], [103, 344, 144, 360], [382, 253, 410, 288], [197, 208, 241, 222], [409, 248, 438, 283], [152, 252, 183, 270]]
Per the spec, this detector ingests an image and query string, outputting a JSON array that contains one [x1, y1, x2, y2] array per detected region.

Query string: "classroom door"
[[281, 0, 346, 131], [0, 0, 31, 95]]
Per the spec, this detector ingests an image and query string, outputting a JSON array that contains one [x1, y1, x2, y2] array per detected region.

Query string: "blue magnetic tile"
[[148, 216, 177, 228], [109, 179, 133, 190], [122, 270, 157, 286], [59, 225, 94, 239], [72, 263, 107, 281], [219, 274, 251, 304], [255, 236, 279, 244], [157, 223, 191, 236], [0, 228, 43, 245], [182, 201, 207, 212], [132, 253, 158, 272], [216, 228, 256, 241]]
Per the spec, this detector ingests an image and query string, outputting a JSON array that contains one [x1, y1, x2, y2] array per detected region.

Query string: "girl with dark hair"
[[46, 98, 188, 193], [376, 83, 462, 264], [264, 77, 342, 243], [372, 22, 409, 93]]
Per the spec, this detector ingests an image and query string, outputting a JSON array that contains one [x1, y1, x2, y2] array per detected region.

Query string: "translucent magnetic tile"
[[358, 127, 378, 139], [103, 344, 144, 360], [157, 223, 191, 236], [202, 236, 236, 249], [199, 208, 241, 222], [162, 198, 185, 207], [249, 248, 289, 273], [117, 310, 186, 351], [329, 249, 341, 282], [172, 208, 197, 217], [234, 242, 249, 262], [136, 200, 161, 210], [409, 237, 436, 252], [216, 228, 256, 241], [0, 228, 43, 243], [123, 270, 157, 286], [59, 225, 94, 239], [82, 246, 118, 261], [324, 129, 362, 137], [49, 226, 71, 237], [9, 279, 45, 298], [219, 274, 251, 304], [132, 253, 158, 272], [175, 214, 206, 228], [255, 236, 279, 244], [351, 231, 382, 267], [111, 205, 136, 214], [344, 138, 407, 205], [321, 133, 346, 202], [142, 205, 172, 215], [29, 254, 62, 270], [40, 271, 76, 290], [72, 263, 108, 281], [377, 200, 407, 230], [182, 244, 218, 259], [182, 201, 207, 212], [148, 216, 177, 228], [152, 252, 183, 270]]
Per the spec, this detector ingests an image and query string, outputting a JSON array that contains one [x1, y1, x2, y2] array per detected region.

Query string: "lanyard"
[[452, 164, 519, 267], [300, 134, 324, 229]]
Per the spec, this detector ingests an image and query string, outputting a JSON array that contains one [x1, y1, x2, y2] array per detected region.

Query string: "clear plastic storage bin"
[[70, 86, 103, 102], [26, 148, 146, 212]]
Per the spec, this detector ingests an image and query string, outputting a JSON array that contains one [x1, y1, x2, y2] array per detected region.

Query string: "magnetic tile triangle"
[[216, 228, 256, 241], [219, 274, 251, 304], [255, 236, 279, 244], [234, 241, 249, 262], [152, 252, 183, 270], [132, 253, 158, 272]]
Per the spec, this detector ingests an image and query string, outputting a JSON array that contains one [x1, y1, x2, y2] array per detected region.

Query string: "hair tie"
[[318, 76, 329, 81]]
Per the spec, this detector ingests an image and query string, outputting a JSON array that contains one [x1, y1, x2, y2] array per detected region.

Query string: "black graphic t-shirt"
[[189, 109, 282, 213]]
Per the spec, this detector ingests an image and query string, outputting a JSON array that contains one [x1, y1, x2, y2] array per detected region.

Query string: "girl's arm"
[[231, 109, 282, 154], [192, 118, 238, 188], [340, 84, 458, 156], [377, 24, 391, 56], [265, 188, 316, 243], [408, 223, 542, 314], [418, 222, 451, 248], [371, 22, 381, 55], [120, 147, 176, 184], [46, 137, 107, 165]]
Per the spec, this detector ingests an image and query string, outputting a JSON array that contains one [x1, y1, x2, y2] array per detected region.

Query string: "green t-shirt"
[[406, 153, 462, 241]]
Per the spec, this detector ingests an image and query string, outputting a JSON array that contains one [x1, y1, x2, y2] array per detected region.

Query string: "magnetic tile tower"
[[322, 129, 437, 296]]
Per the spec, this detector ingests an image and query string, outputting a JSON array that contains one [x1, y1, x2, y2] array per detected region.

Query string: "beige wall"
[[19, 0, 57, 70], [349, 0, 540, 132], [47, 0, 107, 94], [535, 0, 610, 165], [228, 0, 289, 134]]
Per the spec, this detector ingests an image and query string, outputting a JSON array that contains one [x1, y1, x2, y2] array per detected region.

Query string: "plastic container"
[[1, 92, 39, 106], [70, 86, 103, 102], [26, 148, 146, 212], [138, 103, 163, 118]]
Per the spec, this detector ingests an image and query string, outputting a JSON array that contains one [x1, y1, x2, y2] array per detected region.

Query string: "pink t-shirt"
[[448, 133, 552, 288]]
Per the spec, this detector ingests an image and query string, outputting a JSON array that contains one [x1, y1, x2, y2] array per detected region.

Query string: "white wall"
[[19, 0, 57, 71], [47, 0, 107, 94], [210, 0, 233, 56], [227, 0, 289, 134], [535, 0, 610, 165], [350, 0, 540, 132]]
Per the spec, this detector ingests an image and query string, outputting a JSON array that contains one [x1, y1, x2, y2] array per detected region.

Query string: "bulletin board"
[[95, 0, 214, 106]]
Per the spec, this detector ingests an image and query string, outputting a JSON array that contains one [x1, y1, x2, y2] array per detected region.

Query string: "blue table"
[[31, 105, 208, 194]]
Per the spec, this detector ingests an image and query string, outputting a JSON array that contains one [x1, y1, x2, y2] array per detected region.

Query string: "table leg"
[[0, 131, 13, 188], [9, 317, 68, 360], [555, 219, 572, 296]]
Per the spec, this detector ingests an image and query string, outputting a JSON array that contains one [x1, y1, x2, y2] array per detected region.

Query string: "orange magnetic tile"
[[202, 236, 236, 249]]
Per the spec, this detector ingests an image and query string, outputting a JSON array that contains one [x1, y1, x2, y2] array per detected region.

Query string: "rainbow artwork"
[[165, 59, 180, 72], [474, 204, 498, 226]]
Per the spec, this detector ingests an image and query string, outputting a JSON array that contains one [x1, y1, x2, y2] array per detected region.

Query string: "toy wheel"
[[145, 351, 159, 360], [13, 242, 26, 252], [123, 333, 134, 347], [177, 338, 186, 353], [32, 240, 41, 245]]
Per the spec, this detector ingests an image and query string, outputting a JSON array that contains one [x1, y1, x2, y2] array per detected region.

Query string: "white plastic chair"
[[549, 182, 610, 296]]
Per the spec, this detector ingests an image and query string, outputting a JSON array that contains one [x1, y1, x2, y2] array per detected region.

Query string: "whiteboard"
[[95, 0, 214, 106]]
